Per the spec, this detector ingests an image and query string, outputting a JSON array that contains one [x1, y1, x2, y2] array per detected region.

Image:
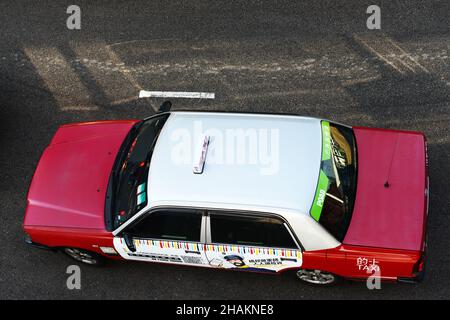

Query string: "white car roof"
[[113, 111, 340, 251], [148, 111, 322, 215]]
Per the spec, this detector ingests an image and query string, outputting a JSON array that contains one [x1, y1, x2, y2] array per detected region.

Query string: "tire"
[[62, 247, 105, 266], [296, 269, 338, 285]]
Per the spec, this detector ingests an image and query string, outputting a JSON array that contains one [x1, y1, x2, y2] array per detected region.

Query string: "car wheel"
[[296, 269, 337, 285], [63, 248, 105, 266]]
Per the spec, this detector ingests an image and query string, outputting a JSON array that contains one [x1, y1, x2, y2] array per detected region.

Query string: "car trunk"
[[343, 127, 428, 252]]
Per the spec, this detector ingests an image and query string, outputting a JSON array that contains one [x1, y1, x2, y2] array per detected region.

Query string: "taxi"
[[23, 106, 429, 284]]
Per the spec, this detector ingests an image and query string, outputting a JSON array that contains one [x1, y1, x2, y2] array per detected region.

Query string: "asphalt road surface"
[[1, 0, 449, 299]]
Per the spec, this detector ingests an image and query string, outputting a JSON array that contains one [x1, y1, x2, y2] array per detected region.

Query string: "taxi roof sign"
[[193, 134, 210, 174]]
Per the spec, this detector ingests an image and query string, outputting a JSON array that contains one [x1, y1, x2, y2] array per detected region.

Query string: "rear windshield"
[[310, 121, 357, 242]]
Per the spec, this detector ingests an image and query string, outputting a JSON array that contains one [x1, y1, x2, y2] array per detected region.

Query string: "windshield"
[[108, 114, 169, 229], [310, 121, 357, 242]]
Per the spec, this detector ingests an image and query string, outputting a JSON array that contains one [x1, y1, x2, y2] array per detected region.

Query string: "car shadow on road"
[[0, 44, 64, 285], [0, 46, 62, 190]]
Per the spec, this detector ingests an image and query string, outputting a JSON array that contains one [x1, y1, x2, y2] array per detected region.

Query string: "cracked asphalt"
[[0, 0, 449, 299]]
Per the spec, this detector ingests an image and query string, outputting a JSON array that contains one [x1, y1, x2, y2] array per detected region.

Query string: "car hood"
[[24, 120, 138, 229], [343, 127, 428, 251]]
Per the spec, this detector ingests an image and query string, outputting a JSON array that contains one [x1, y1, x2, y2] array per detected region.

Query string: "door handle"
[[185, 250, 201, 255], [280, 257, 297, 262]]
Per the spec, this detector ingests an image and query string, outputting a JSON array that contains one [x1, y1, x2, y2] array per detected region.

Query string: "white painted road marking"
[[353, 33, 430, 75], [139, 90, 215, 99]]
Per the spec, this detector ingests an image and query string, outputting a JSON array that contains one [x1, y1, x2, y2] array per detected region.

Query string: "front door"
[[114, 209, 211, 267], [204, 212, 303, 273]]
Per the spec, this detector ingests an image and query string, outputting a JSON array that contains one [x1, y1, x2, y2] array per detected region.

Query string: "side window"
[[127, 210, 202, 242], [210, 213, 298, 249]]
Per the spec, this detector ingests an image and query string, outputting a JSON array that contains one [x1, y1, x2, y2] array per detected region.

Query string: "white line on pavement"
[[353, 33, 430, 75], [139, 90, 215, 99], [385, 37, 430, 74], [353, 34, 406, 75]]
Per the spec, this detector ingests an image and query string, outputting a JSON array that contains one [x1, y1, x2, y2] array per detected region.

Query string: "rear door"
[[113, 208, 210, 267], [204, 211, 303, 272]]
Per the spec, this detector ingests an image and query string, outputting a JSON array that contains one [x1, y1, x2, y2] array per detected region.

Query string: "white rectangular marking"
[[139, 90, 215, 99]]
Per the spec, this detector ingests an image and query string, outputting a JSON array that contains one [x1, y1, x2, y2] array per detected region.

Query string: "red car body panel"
[[23, 120, 138, 230], [301, 245, 421, 280], [25, 225, 119, 259], [343, 127, 427, 252]]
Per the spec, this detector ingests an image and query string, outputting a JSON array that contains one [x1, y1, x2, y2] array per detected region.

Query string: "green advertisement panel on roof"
[[311, 170, 329, 221], [321, 121, 331, 161]]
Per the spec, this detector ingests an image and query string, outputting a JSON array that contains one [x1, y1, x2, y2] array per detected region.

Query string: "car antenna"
[[158, 100, 172, 113], [384, 133, 400, 188]]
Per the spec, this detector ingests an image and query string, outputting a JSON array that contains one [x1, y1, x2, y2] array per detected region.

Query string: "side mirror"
[[123, 233, 136, 252]]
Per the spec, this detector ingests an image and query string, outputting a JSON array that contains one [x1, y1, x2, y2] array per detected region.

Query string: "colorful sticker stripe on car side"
[[127, 239, 301, 259], [133, 239, 200, 252], [204, 244, 301, 258]]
